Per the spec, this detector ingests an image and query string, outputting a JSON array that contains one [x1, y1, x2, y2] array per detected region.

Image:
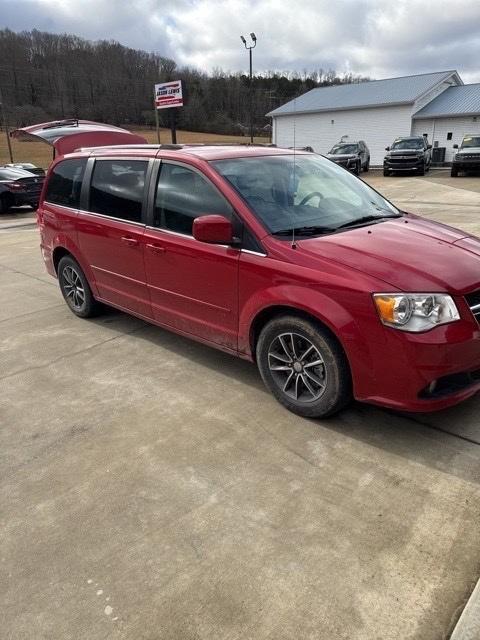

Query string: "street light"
[[240, 32, 257, 144], [0, 87, 13, 163]]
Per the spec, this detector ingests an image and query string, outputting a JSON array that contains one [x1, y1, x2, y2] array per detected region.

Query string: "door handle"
[[121, 236, 139, 247], [146, 243, 166, 254]]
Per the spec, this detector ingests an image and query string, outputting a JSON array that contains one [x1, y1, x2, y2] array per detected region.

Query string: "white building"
[[267, 70, 480, 165]]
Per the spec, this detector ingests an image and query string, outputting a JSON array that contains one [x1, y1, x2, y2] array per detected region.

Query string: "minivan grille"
[[465, 291, 480, 323]]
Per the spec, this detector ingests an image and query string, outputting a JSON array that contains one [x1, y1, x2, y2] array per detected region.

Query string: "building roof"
[[413, 84, 480, 119], [267, 70, 460, 117]]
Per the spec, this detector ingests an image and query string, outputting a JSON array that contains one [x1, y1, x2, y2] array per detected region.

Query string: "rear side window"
[[45, 158, 86, 207], [154, 163, 232, 235], [89, 160, 148, 223]]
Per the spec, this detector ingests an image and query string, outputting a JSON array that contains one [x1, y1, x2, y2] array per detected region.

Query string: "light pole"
[[0, 86, 13, 163], [240, 33, 257, 144]]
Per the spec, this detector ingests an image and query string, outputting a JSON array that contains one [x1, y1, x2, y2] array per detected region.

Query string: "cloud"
[[1, 0, 480, 81]]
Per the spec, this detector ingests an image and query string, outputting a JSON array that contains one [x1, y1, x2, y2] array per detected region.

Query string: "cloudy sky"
[[1, 0, 480, 82]]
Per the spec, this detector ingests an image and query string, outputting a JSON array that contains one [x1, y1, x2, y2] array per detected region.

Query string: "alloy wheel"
[[62, 265, 86, 310], [268, 332, 327, 403]]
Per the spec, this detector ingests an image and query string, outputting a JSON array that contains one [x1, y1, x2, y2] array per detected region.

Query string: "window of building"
[[88, 160, 147, 223], [447, 132, 453, 141], [45, 158, 86, 208], [154, 163, 233, 235]]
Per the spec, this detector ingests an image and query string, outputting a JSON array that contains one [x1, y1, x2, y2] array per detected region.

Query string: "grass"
[[0, 126, 270, 169]]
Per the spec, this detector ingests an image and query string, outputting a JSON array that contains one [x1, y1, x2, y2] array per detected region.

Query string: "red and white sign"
[[154, 80, 183, 109]]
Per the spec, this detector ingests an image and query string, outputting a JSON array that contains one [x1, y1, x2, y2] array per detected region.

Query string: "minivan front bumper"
[[354, 309, 480, 412]]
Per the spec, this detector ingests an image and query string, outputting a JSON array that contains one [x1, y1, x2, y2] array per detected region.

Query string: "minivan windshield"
[[329, 144, 358, 155], [461, 136, 480, 148], [212, 154, 400, 236], [391, 138, 424, 150]]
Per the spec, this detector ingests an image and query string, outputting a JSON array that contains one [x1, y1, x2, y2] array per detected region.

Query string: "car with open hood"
[[37, 144, 480, 418], [451, 135, 480, 176]]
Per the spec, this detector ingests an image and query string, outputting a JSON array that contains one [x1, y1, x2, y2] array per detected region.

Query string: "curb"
[[0, 219, 37, 230], [450, 578, 480, 640]]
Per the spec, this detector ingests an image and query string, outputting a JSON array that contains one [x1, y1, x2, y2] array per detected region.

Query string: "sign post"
[[154, 80, 184, 144], [0, 86, 14, 163]]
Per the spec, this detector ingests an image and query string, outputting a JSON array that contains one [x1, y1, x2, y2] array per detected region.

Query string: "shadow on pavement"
[[90, 308, 480, 487]]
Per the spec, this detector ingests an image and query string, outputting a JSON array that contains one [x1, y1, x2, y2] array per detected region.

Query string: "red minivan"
[[37, 144, 480, 417]]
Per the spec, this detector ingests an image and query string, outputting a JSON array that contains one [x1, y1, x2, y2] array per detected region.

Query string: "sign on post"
[[154, 80, 183, 110]]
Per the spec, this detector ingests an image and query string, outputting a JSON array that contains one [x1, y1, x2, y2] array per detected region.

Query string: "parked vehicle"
[[37, 145, 480, 417], [326, 141, 370, 174], [383, 136, 432, 176], [3, 162, 45, 177], [451, 135, 480, 176], [0, 167, 44, 213]]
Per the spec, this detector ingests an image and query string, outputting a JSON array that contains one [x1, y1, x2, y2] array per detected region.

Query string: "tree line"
[[0, 29, 369, 135]]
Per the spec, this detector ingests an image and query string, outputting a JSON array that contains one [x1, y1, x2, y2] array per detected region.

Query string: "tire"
[[256, 315, 352, 418], [57, 255, 101, 318], [383, 168, 389, 177], [417, 162, 425, 176], [0, 194, 12, 214], [451, 166, 459, 177], [364, 158, 370, 172], [354, 161, 361, 175]]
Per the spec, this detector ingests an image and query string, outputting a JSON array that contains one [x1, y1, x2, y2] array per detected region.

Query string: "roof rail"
[[77, 142, 277, 152]]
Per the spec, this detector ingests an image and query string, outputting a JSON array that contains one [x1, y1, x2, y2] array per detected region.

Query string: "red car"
[[37, 145, 480, 417]]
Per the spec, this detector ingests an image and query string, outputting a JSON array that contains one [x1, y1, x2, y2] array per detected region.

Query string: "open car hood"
[[11, 119, 148, 156]]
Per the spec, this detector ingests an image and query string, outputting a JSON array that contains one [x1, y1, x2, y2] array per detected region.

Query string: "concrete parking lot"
[[2, 172, 480, 640]]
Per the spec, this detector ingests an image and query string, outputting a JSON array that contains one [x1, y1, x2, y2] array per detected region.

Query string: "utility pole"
[[240, 33, 257, 144], [0, 86, 14, 163]]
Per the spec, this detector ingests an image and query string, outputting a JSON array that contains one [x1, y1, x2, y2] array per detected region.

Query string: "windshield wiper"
[[273, 225, 332, 237], [335, 214, 400, 230]]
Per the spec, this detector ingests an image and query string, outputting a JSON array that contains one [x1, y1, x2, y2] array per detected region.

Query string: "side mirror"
[[193, 215, 235, 244], [385, 146, 390, 151], [453, 144, 459, 149], [427, 144, 432, 149]]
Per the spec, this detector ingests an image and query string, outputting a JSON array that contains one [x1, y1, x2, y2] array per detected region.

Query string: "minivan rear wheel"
[[58, 255, 101, 318], [256, 316, 352, 418]]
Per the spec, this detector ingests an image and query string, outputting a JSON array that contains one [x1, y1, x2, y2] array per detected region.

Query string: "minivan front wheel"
[[58, 255, 101, 318], [256, 316, 351, 418]]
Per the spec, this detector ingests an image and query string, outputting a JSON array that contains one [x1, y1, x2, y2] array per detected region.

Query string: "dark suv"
[[383, 137, 432, 176], [326, 141, 370, 175], [451, 135, 480, 176]]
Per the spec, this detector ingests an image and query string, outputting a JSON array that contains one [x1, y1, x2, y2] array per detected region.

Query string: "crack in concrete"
[[0, 260, 57, 287], [0, 323, 148, 383]]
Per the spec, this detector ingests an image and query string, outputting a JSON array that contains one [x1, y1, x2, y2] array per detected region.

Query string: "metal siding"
[[268, 71, 457, 116], [412, 81, 457, 114], [412, 117, 480, 162], [273, 105, 413, 165], [414, 84, 480, 118]]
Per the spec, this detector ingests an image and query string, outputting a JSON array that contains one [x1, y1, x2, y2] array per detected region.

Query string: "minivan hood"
[[298, 216, 480, 293]]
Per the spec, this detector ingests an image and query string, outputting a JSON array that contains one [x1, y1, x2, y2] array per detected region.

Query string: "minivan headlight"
[[373, 293, 460, 332]]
